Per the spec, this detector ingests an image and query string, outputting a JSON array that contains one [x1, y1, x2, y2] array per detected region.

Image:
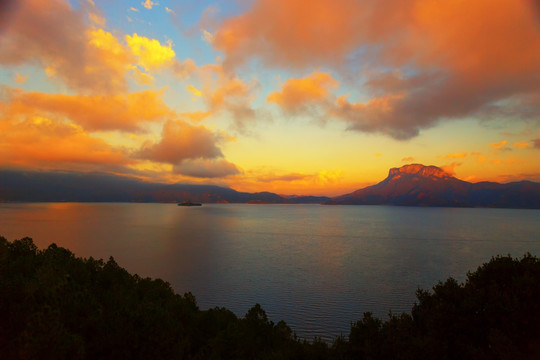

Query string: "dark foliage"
[[1, 236, 539, 359]]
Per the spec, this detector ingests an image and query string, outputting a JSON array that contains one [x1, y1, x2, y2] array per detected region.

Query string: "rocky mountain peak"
[[388, 164, 451, 179]]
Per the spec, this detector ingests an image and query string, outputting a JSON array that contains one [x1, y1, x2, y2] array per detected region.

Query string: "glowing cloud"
[[186, 85, 202, 97], [3, 89, 172, 132], [198, 64, 259, 131], [513, 141, 531, 149], [142, 0, 156, 10], [267, 71, 338, 114], [14, 73, 28, 84], [179, 111, 212, 123], [440, 162, 462, 176], [126, 34, 175, 72], [138, 120, 224, 164], [489, 140, 509, 150], [0, 0, 132, 93], [444, 152, 468, 159], [213, 0, 366, 69], [0, 116, 127, 169], [214, 0, 540, 139]]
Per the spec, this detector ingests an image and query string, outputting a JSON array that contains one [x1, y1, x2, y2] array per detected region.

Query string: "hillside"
[[0, 170, 329, 204], [327, 164, 540, 208]]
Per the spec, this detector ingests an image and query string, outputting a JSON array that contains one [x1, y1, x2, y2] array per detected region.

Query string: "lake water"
[[1, 203, 539, 341]]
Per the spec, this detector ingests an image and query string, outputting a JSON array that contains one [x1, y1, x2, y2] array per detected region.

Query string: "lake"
[[1, 203, 539, 341]]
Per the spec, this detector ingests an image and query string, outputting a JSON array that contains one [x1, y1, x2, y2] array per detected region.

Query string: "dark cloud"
[[174, 159, 240, 178]]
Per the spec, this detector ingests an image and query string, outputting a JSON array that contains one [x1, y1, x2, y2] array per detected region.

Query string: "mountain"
[[327, 164, 540, 208], [0, 170, 329, 204]]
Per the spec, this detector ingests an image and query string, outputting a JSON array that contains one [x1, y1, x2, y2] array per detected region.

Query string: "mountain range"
[[1, 165, 539, 208], [0, 170, 328, 204], [326, 164, 540, 208]]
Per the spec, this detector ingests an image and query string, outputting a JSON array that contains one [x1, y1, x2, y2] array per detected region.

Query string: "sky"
[[0, 0, 539, 196]]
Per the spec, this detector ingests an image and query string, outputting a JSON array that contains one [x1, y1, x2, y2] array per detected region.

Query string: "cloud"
[[257, 173, 313, 183], [179, 111, 212, 123], [489, 140, 509, 150], [267, 71, 338, 115], [440, 162, 462, 176], [533, 139, 540, 149], [214, 0, 540, 139], [165, 7, 175, 15], [201, 29, 214, 44], [142, 0, 157, 10], [257, 170, 342, 185], [14, 73, 28, 84], [513, 141, 531, 149], [476, 155, 488, 163], [197, 64, 260, 131], [0, 0, 132, 93], [213, 0, 366, 69], [125, 33, 175, 72], [444, 152, 467, 159], [138, 120, 224, 164], [174, 158, 240, 178], [2, 88, 172, 132], [0, 1, 193, 93], [186, 84, 202, 97], [0, 115, 127, 170], [401, 157, 415, 162]]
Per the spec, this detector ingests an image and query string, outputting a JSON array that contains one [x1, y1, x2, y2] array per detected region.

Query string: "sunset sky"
[[1, 0, 539, 196]]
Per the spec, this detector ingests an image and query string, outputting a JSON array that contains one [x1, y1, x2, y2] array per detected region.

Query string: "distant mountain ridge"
[[1, 166, 539, 208], [0, 170, 329, 204], [327, 164, 540, 208]]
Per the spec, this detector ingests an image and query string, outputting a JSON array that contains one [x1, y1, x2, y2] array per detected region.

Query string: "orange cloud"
[[3, 89, 172, 132], [513, 141, 531, 149], [0, 1, 195, 93], [214, 0, 540, 138], [257, 170, 342, 185], [444, 152, 467, 159], [440, 162, 462, 176], [489, 140, 509, 150], [267, 71, 338, 114], [476, 155, 488, 163], [0, 116, 127, 170], [534, 139, 540, 149], [402, 157, 415, 162], [213, 0, 366, 69], [138, 120, 224, 164], [179, 111, 212, 122], [14, 73, 28, 84], [0, 0, 132, 93], [198, 64, 259, 131], [142, 0, 156, 10]]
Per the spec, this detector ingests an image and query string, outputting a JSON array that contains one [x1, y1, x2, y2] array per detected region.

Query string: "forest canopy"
[[1, 236, 539, 359]]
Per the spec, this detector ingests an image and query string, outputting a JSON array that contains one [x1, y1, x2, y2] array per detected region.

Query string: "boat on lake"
[[178, 201, 202, 206]]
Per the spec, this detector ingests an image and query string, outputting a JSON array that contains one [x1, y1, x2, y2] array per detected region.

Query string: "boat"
[[177, 201, 202, 206]]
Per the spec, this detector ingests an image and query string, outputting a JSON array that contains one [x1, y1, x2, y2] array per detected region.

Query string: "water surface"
[[1, 203, 539, 340]]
